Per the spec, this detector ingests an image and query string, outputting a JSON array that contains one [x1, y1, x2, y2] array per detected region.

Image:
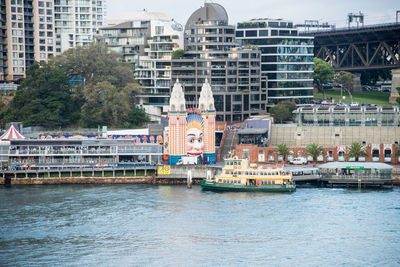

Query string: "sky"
[[106, 0, 399, 28]]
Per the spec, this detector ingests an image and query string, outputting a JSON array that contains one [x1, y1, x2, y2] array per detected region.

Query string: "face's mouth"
[[188, 152, 202, 155]]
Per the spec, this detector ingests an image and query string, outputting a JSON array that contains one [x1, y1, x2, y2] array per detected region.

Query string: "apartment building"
[[2, 0, 55, 81], [97, 10, 183, 114], [236, 19, 314, 106], [54, 0, 106, 54], [171, 3, 264, 122]]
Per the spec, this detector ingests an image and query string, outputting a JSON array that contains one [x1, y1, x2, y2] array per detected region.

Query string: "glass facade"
[[236, 19, 314, 107], [296, 106, 399, 127]]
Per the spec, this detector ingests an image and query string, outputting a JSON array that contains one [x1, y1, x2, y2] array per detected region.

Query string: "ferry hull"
[[200, 180, 296, 193]]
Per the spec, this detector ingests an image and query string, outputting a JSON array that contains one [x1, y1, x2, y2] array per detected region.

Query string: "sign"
[[158, 166, 164, 175], [164, 165, 171, 175], [346, 166, 364, 170], [158, 165, 171, 175]]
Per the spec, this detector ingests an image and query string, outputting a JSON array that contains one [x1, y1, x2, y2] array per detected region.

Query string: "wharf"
[[0, 166, 157, 185]]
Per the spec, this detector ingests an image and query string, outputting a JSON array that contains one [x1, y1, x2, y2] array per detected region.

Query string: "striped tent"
[[0, 125, 25, 140]]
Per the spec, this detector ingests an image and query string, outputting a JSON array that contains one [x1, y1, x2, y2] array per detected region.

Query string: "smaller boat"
[[201, 156, 295, 192]]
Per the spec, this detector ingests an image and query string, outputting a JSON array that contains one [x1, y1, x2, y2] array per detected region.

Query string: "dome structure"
[[185, 3, 228, 30]]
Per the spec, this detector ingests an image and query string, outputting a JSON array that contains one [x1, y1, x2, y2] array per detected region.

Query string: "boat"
[[200, 156, 295, 192]]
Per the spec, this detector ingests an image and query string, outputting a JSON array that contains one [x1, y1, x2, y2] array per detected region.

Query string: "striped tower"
[[198, 79, 216, 164], [168, 79, 187, 165]]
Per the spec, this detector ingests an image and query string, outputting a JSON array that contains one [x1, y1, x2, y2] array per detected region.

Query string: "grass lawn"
[[314, 90, 397, 106]]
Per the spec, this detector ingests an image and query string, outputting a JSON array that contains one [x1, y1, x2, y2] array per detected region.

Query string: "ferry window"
[[272, 180, 275, 184], [218, 179, 222, 182], [245, 171, 248, 175]]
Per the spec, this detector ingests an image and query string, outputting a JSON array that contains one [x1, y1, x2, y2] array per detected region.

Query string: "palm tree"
[[274, 144, 291, 163], [394, 145, 400, 163], [304, 143, 324, 166], [346, 142, 368, 161]]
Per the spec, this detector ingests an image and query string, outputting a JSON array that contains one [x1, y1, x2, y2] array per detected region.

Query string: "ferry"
[[200, 157, 295, 192]]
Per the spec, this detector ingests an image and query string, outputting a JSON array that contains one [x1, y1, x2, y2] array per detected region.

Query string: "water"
[[1, 185, 400, 266]]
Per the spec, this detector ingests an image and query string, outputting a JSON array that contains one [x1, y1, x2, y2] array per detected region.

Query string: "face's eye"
[[189, 139, 194, 143], [198, 138, 202, 143]]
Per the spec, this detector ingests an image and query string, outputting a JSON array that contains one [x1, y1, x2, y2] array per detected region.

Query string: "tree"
[[269, 101, 296, 123], [335, 71, 355, 103], [275, 144, 291, 162], [346, 142, 368, 161], [304, 143, 324, 167], [50, 43, 145, 128], [128, 106, 151, 127], [171, 49, 185, 59], [50, 43, 135, 88], [394, 145, 400, 162], [81, 81, 140, 127], [313, 57, 335, 99], [360, 69, 392, 86], [4, 62, 74, 128]]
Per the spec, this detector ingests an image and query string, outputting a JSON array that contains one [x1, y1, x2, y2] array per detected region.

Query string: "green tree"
[[81, 81, 139, 127], [394, 145, 400, 162], [275, 144, 291, 162], [50, 43, 135, 88], [171, 49, 185, 59], [346, 142, 368, 161], [313, 57, 335, 99], [50, 43, 144, 128], [335, 71, 355, 103], [128, 106, 151, 127], [360, 69, 392, 86], [4, 62, 73, 127], [269, 101, 296, 123], [304, 143, 324, 167]]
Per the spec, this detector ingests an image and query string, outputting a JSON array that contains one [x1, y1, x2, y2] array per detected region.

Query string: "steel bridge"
[[313, 23, 400, 71]]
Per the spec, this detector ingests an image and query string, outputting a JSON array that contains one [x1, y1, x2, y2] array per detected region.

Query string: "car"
[[289, 157, 307, 165]]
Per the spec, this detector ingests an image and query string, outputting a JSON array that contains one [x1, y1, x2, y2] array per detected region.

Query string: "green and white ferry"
[[201, 157, 295, 192]]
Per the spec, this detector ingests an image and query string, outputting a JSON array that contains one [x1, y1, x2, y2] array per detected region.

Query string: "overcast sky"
[[107, 0, 399, 28]]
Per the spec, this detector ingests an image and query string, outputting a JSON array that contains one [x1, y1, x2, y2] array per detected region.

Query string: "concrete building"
[[97, 10, 184, 118], [171, 3, 264, 122], [233, 105, 400, 164], [1, 0, 56, 81], [236, 18, 314, 106], [54, 0, 106, 54]]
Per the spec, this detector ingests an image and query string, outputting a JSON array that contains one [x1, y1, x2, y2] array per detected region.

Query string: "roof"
[[0, 125, 25, 140], [185, 3, 228, 30], [238, 128, 268, 135], [107, 10, 172, 26], [318, 162, 393, 169]]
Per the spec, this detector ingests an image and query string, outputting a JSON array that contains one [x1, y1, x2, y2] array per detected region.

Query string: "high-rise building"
[[2, 0, 56, 81], [54, 0, 106, 54], [171, 3, 264, 122], [97, 10, 183, 116], [236, 19, 314, 106], [1, 0, 6, 80]]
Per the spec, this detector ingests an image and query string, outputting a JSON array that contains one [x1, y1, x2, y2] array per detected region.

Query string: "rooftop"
[[318, 162, 393, 169]]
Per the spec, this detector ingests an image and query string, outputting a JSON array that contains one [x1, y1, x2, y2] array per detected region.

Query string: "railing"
[[321, 173, 392, 180]]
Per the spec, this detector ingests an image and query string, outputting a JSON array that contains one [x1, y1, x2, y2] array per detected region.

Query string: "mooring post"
[[187, 170, 193, 189]]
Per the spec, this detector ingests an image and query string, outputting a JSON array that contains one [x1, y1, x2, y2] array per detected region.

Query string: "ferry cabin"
[[215, 158, 293, 186]]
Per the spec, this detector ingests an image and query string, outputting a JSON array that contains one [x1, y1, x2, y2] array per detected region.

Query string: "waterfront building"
[[235, 18, 314, 106], [294, 105, 400, 127], [97, 10, 183, 117], [54, 0, 106, 54], [233, 105, 400, 164], [171, 3, 264, 122], [1, 0, 56, 81]]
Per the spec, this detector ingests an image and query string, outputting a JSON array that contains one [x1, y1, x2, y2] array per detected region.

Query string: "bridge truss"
[[313, 23, 400, 71]]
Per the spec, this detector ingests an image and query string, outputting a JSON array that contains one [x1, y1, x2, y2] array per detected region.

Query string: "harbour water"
[[1, 185, 399, 266]]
